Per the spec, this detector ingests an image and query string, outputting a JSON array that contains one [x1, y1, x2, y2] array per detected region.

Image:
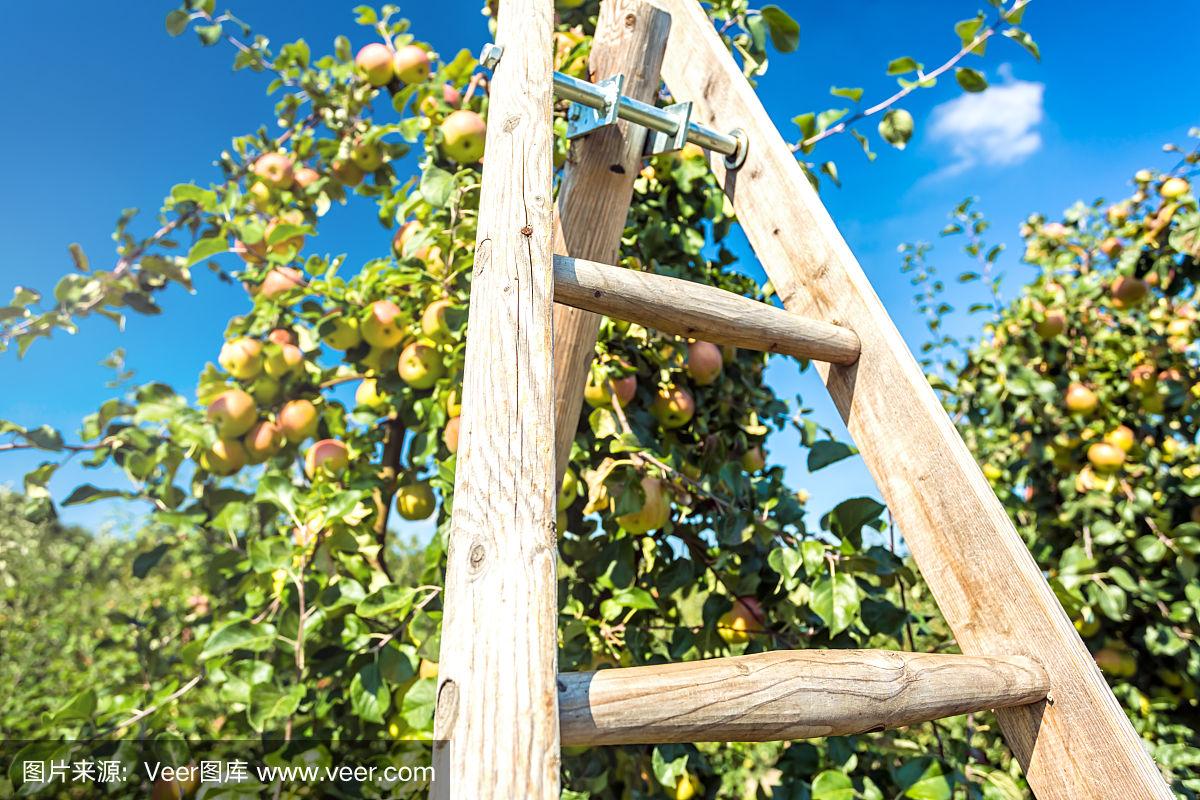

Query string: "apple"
[[361, 300, 405, 348], [264, 342, 304, 378], [305, 438, 350, 478], [443, 415, 461, 454], [233, 238, 267, 264], [1167, 318, 1192, 338], [584, 370, 636, 408], [1074, 607, 1101, 638], [1099, 237, 1123, 258], [293, 166, 321, 188], [440, 110, 487, 164], [268, 328, 296, 345], [260, 266, 305, 299], [651, 385, 695, 429], [1105, 425, 1135, 452], [252, 152, 294, 189], [1087, 442, 1126, 473], [331, 159, 365, 187], [249, 375, 281, 404], [151, 772, 199, 800], [398, 340, 445, 389], [207, 389, 257, 437], [201, 438, 248, 475], [350, 138, 385, 172], [392, 220, 428, 259], [615, 475, 670, 534], [243, 420, 285, 463], [421, 299, 457, 343], [673, 772, 703, 800], [355, 379, 390, 412], [355, 43, 394, 86], [717, 596, 764, 645], [395, 482, 436, 520], [445, 388, 462, 417], [1064, 383, 1098, 415], [1106, 203, 1130, 225], [558, 468, 579, 511], [265, 211, 306, 257], [740, 445, 766, 473], [279, 399, 319, 444], [1130, 364, 1156, 391], [321, 314, 361, 350], [1110, 276, 1148, 308], [1042, 222, 1069, 240], [1035, 309, 1066, 340], [1160, 177, 1190, 199], [442, 83, 462, 107], [219, 338, 264, 380], [1135, 169, 1154, 183], [686, 341, 723, 386], [392, 45, 431, 84]]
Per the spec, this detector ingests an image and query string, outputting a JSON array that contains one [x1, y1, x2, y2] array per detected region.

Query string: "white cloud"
[[927, 65, 1045, 177]]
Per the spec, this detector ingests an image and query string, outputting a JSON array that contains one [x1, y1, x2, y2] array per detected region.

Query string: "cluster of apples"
[[354, 42, 486, 164]]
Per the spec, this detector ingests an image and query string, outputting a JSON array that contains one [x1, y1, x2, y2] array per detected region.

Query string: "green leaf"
[[801, 540, 826, 576], [878, 108, 914, 149], [400, 677, 437, 729], [829, 86, 863, 102], [955, 67, 988, 92], [186, 236, 228, 266], [1003, 28, 1040, 60], [954, 14, 986, 50], [247, 683, 305, 731], [356, 585, 417, 619], [378, 643, 418, 684], [201, 621, 277, 659], [256, 474, 298, 518], [812, 769, 855, 800], [896, 758, 953, 800], [810, 573, 860, 635], [420, 166, 455, 208], [63, 483, 128, 506], [171, 183, 218, 209], [808, 440, 855, 471], [132, 543, 170, 578], [759, 5, 800, 53], [51, 689, 97, 723], [886, 56, 922, 75], [353, 5, 378, 24], [195, 23, 223, 46], [165, 9, 189, 36], [611, 586, 657, 611], [350, 663, 390, 723]]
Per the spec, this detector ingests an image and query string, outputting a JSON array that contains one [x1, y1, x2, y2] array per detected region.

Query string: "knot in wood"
[[520, 225, 534, 236], [468, 541, 487, 569]]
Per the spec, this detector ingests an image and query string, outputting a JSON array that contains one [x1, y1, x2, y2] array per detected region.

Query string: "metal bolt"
[[479, 43, 503, 70]]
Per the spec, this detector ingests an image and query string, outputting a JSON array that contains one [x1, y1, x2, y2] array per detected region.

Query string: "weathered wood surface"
[[431, 0, 559, 796], [553, 254, 860, 364], [559, 650, 1049, 745], [551, 0, 672, 485], [657, 2, 1170, 797]]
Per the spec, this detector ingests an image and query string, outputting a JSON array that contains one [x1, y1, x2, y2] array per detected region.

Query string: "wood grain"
[[553, 254, 861, 364], [559, 650, 1049, 745], [657, 1, 1171, 797], [431, 0, 559, 796], [551, 0, 672, 486]]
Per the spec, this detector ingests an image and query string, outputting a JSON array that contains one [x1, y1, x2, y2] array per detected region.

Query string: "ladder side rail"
[[550, 0, 673, 487], [431, 0, 559, 795], [655, 1, 1171, 797]]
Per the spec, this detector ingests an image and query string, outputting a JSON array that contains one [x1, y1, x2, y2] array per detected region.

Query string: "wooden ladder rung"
[[552, 255, 861, 365], [558, 650, 1048, 746]]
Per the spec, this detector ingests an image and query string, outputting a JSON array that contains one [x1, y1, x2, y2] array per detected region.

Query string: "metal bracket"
[[644, 101, 692, 156], [479, 43, 503, 70], [566, 74, 624, 140]]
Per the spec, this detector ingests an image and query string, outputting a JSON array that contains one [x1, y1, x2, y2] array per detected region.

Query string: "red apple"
[[392, 45, 431, 85], [207, 389, 257, 438], [305, 438, 350, 478], [361, 300, 405, 348], [355, 43, 394, 87], [278, 399, 319, 444]]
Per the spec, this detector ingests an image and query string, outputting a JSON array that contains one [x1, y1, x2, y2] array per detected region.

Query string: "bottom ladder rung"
[[558, 649, 1048, 745]]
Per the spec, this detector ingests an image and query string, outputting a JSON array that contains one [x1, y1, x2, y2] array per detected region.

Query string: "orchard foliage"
[[0, 1, 1120, 799], [906, 139, 1200, 795]]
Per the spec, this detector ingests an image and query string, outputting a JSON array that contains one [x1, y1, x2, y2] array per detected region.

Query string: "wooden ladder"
[[430, 1, 1172, 798]]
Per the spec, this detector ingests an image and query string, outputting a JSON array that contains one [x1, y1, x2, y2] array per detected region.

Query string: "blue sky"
[[1, 1, 1197, 536]]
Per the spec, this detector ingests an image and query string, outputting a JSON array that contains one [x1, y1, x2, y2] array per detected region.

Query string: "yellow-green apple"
[[1105, 425, 1135, 452], [1035, 309, 1066, 339], [1087, 442, 1126, 473], [672, 772, 702, 800], [443, 416, 460, 454], [243, 420, 285, 463], [355, 43, 394, 86], [249, 375, 281, 404], [331, 159, 365, 187], [321, 314, 361, 350], [686, 341, 723, 385], [1161, 177, 1190, 199], [362, 346, 398, 374], [558, 468, 578, 511], [219, 338, 264, 380], [350, 138, 385, 171], [651, 385, 695, 429], [305, 438, 350, 478], [201, 438, 247, 475], [420, 299, 456, 343], [265, 210, 306, 257], [259, 266, 305, 299], [397, 340, 445, 389], [740, 446, 766, 473], [293, 166, 321, 188], [392, 220, 428, 259], [207, 389, 257, 437], [1110, 276, 1148, 308], [361, 300, 405, 348], [264, 342, 304, 379], [392, 45, 431, 84], [615, 475, 670, 534], [252, 152, 294, 189], [395, 482, 436, 520], [717, 596, 764, 645], [1135, 169, 1154, 183], [278, 399, 319, 444], [1064, 383, 1098, 414], [584, 369, 637, 408], [1099, 237, 1123, 258], [440, 110, 487, 163], [355, 379, 389, 413], [445, 388, 462, 417]]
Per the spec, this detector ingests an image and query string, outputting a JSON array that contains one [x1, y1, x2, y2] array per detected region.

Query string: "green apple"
[[440, 110, 487, 163], [361, 300, 405, 348], [278, 399, 319, 444], [219, 338, 264, 380], [396, 482, 436, 520], [355, 43, 394, 86], [207, 389, 257, 438], [397, 340, 445, 389]]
